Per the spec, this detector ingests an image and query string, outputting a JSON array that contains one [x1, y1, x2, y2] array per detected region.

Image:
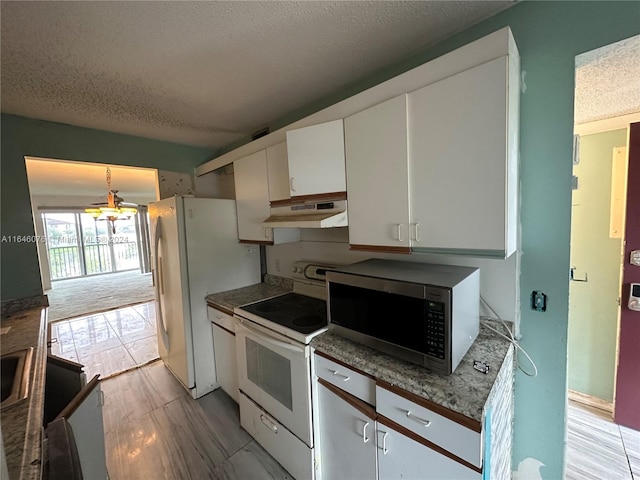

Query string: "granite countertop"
[[311, 320, 513, 423], [1, 307, 48, 480], [205, 274, 293, 314]]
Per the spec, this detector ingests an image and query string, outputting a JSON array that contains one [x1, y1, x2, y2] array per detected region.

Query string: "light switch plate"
[[630, 250, 640, 267]]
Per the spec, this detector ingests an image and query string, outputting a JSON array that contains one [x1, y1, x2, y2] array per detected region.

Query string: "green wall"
[[0, 114, 214, 302], [568, 129, 627, 402], [214, 2, 640, 478]]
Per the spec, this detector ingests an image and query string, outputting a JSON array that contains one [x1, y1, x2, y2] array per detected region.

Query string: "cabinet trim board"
[[377, 380, 482, 433], [206, 302, 234, 316], [269, 198, 296, 208], [411, 246, 507, 259], [290, 191, 348, 203], [239, 239, 274, 246], [315, 350, 377, 381], [318, 377, 376, 419], [377, 414, 482, 474], [350, 244, 412, 254], [47, 353, 84, 372]]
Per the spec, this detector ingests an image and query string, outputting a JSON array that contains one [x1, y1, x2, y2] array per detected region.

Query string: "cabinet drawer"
[[207, 306, 235, 333], [239, 392, 314, 480], [315, 353, 375, 405], [376, 385, 482, 468]]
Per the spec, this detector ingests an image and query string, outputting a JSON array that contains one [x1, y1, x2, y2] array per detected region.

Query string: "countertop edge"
[[19, 307, 48, 480], [310, 325, 512, 423]]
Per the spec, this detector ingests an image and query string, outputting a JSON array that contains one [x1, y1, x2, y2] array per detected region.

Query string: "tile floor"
[[49, 301, 159, 380], [566, 400, 639, 480]]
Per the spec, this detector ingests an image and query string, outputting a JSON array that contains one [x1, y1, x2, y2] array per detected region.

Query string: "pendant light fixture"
[[85, 167, 138, 233]]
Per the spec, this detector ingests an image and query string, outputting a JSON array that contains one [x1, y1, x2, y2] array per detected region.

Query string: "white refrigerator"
[[149, 196, 260, 398]]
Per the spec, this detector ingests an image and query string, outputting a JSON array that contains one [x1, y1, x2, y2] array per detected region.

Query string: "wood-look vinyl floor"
[[102, 360, 292, 480], [566, 400, 639, 480]]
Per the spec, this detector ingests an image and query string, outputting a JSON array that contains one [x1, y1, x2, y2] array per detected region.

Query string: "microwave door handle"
[[236, 319, 305, 355]]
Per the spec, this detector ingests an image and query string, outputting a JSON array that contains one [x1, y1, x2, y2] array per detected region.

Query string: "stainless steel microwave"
[[326, 259, 479, 375]]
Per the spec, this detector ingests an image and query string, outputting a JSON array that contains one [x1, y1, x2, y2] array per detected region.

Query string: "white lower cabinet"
[[317, 380, 377, 480], [376, 385, 482, 468], [212, 323, 238, 403], [314, 353, 483, 480], [63, 376, 108, 480], [208, 306, 239, 402], [377, 419, 480, 480]]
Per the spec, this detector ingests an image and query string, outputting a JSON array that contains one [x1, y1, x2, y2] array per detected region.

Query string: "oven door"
[[235, 317, 314, 447]]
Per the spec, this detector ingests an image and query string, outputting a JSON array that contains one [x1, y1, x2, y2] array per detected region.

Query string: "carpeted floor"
[[46, 270, 155, 322]]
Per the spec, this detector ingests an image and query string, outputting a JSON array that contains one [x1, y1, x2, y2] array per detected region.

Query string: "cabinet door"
[[266, 142, 291, 202], [286, 119, 346, 198], [408, 56, 509, 256], [212, 323, 239, 403], [62, 376, 108, 480], [317, 381, 377, 480], [377, 422, 480, 480], [345, 95, 410, 251], [233, 150, 273, 244]]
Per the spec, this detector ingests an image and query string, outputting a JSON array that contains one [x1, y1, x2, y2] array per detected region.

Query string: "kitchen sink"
[[1, 347, 34, 410]]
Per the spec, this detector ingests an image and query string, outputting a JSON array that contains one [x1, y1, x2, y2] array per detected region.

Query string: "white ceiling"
[[25, 158, 158, 204], [1, 1, 516, 150]]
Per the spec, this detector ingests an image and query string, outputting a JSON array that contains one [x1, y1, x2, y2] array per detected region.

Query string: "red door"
[[614, 121, 640, 430]]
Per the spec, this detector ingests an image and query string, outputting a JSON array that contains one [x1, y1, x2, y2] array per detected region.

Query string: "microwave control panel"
[[425, 301, 446, 360]]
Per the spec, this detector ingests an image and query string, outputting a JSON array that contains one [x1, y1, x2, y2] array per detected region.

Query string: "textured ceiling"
[[574, 35, 640, 125], [1, 1, 515, 149]]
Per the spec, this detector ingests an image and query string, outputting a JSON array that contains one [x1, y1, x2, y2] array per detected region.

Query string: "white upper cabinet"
[[234, 150, 300, 245], [345, 95, 411, 252], [286, 119, 346, 199], [234, 150, 273, 243], [266, 142, 290, 203], [344, 54, 518, 258], [408, 55, 517, 258]]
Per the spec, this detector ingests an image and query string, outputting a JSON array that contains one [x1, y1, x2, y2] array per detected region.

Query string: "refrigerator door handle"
[[154, 217, 170, 352]]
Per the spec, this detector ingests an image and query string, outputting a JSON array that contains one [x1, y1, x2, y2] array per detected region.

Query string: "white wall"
[[266, 228, 519, 324]]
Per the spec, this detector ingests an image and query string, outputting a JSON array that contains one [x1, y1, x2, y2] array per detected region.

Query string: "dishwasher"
[[208, 306, 239, 403]]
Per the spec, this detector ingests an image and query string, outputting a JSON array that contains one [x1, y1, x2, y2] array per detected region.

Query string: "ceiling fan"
[[85, 167, 138, 234]]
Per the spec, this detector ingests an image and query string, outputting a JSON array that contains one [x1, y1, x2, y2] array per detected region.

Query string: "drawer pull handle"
[[331, 370, 350, 381], [362, 422, 370, 443], [405, 410, 431, 427], [381, 431, 389, 455], [260, 414, 278, 434]]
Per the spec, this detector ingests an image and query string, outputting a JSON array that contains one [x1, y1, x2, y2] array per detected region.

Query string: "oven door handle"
[[235, 318, 308, 356]]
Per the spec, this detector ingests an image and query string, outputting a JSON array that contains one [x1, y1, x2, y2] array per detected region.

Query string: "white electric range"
[[233, 261, 337, 480]]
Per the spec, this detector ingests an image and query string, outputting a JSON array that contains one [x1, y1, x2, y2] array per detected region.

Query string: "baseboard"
[[568, 389, 614, 413]]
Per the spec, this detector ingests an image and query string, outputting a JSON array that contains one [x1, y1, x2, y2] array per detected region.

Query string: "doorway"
[[25, 157, 158, 321], [566, 35, 640, 479]]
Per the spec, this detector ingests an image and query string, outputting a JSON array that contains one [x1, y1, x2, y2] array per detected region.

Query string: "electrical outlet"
[[531, 291, 547, 312], [275, 259, 280, 272]]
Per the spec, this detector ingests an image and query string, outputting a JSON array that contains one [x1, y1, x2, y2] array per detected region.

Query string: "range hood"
[[262, 200, 348, 229]]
